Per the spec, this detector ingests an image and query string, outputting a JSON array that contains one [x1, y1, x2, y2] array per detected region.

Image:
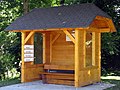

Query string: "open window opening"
[[85, 32, 95, 67]]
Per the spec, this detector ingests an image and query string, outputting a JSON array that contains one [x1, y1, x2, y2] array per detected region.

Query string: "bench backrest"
[[44, 64, 74, 70]]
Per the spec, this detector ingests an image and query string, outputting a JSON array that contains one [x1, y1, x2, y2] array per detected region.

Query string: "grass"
[[101, 76, 120, 90], [0, 77, 20, 87]]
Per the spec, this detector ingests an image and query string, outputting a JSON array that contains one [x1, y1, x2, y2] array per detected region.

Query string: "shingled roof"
[[5, 3, 112, 31]]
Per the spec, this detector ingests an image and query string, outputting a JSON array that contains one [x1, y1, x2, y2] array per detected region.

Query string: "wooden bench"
[[40, 64, 74, 85]]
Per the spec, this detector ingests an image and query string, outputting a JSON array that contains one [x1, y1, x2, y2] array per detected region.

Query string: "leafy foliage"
[[0, 0, 22, 79]]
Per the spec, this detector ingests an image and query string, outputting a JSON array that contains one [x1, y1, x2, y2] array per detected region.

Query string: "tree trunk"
[[23, 0, 29, 14], [60, 0, 65, 6]]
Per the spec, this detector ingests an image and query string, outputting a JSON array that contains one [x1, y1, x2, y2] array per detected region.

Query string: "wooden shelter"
[[5, 4, 116, 87]]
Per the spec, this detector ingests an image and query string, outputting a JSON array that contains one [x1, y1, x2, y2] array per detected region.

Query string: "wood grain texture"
[[63, 30, 75, 43], [46, 79, 74, 86], [44, 64, 74, 70], [51, 31, 74, 66], [21, 32, 44, 83], [75, 29, 86, 87], [95, 32, 101, 81]]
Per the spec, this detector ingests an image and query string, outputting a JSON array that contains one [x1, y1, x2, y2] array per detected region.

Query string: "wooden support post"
[[21, 32, 26, 82], [75, 29, 86, 87], [92, 32, 95, 66], [43, 33, 50, 64], [43, 34, 45, 63], [63, 30, 75, 44], [24, 31, 34, 44], [50, 34, 53, 62], [95, 32, 101, 81]]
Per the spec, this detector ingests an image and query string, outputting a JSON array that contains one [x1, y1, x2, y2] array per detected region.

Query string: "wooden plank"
[[78, 68, 99, 87], [21, 32, 26, 82], [46, 79, 74, 86], [43, 33, 45, 63], [80, 66, 98, 70], [63, 30, 75, 44], [75, 29, 86, 87], [10, 27, 89, 32], [92, 32, 95, 66], [23, 62, 44, 68], [45, 74, 74, 80], [50, 34, 52, 62], [51, 34, 61, 45], [44, 64, 74, 70], [95, 32, 101, 81], [39, 72, 74, 76], [51, 31, 74, 66], [74, 28, 80, 86], [44, 33, 50, 64], [87, 27, 110, 32]]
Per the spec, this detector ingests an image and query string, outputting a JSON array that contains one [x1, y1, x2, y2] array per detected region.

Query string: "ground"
[[0, 76, 120, 90], [0, 80, 115, 90]]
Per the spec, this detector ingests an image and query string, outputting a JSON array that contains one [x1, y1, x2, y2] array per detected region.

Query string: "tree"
[[23, 0, 29, 14], [0, 0, 22, 79]]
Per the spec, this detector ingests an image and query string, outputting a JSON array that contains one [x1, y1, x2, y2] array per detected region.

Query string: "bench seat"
[[40, 64, 75, 85]]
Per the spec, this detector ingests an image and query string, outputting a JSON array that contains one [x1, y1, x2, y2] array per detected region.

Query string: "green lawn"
[[101, 76, 120, 90], [0, 77, 20, 87]]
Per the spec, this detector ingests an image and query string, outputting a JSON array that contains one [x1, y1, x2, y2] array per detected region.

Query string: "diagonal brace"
[[24, 31, 35, 44], [63, 30, 75, 44], [51, 34, 61, 45]]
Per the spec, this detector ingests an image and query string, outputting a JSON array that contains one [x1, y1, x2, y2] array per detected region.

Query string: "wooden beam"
[[87, 27, 110, 32], [9, 27, 88, 32], [21, 32, 26, 82], [92, 32, 95, 66], [45, 33, 50, 64], [75, 29, 86, 87], [50, 34, 52, 63], [43, 33, 45, 63], [63, 30, 75, 44], [95, 32, 101, 81], [99, 28, 111, 32], [24, 31, 34, 44], [51, 34, 61, 45]]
